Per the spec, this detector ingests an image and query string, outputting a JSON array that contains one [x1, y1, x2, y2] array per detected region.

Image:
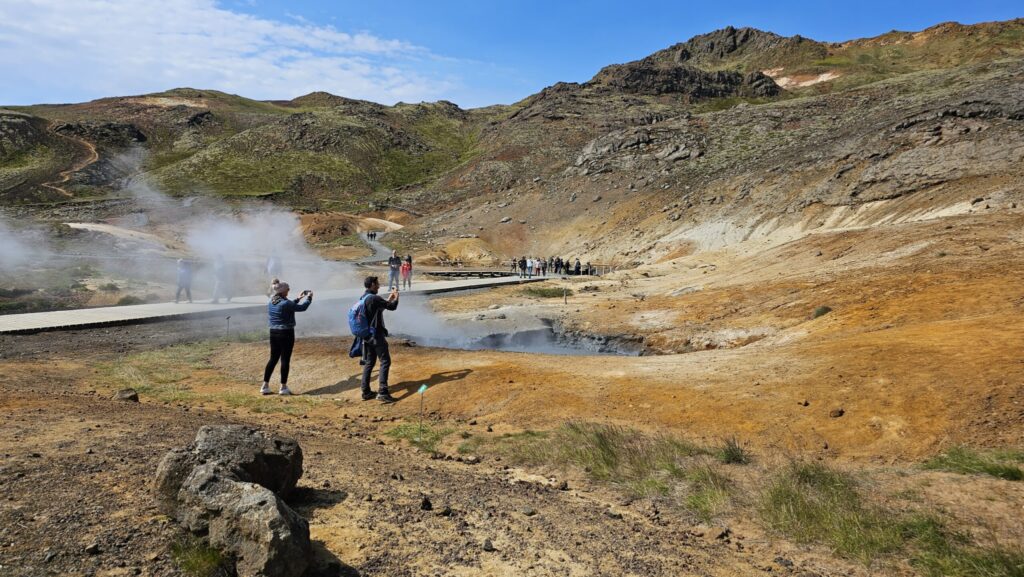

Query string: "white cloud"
[[0, 0, 458, 104]]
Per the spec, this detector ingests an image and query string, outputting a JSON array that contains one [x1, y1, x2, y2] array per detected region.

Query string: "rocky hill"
[[2, 19, 1024, 265]]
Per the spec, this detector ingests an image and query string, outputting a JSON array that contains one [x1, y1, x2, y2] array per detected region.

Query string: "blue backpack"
[[348, 294, 374, 339]]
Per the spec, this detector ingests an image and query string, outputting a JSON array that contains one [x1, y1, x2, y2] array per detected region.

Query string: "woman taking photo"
[[261, 279, 312, 396]]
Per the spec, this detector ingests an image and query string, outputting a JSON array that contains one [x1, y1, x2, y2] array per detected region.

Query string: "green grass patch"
[[760, 460, 1024, 574], [760, 461, 904, 563], [812, 305, 833, 319], [387, 422, 453, 453], [716, 437, 751, 465], [462, 422, 731, 516], [97, 341, 219, 403], [170, 535, 231, 577], [522, 286, 572, 298], [685, 464, 732, 521], [220, 392, 316, 416], [923, 446, 1024, 481], [98, 282, 120, 292]]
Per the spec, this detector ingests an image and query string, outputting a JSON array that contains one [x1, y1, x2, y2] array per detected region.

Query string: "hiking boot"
[[278, 386, 293, 396], [376, 393, 396, 404], [260, 383, 271, 395], [361, 390, 376, 401]]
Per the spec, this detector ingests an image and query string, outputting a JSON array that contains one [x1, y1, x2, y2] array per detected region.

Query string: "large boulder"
[[155, 425, 302, 508], [154, 426, 310, 577]]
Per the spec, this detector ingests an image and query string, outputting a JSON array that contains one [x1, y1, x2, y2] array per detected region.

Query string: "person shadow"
[[287, 487, 361, 576], [304, 374, 362, 396], [387, 369, 473, 401], [303, 369, 473, 399]]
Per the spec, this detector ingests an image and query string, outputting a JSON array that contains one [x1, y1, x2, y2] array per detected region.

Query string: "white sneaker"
[[278, 386, 293, 396], [260, 383, 271, 395]]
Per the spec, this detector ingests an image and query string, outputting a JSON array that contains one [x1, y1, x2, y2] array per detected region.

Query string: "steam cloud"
[[0, 215, 48, 272]]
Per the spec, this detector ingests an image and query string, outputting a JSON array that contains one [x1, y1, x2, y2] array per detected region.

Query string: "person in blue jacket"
[[261, 279, 312, 396]]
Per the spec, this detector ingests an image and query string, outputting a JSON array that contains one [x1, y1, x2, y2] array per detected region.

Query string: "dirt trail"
[[39, 122, 99, 198]]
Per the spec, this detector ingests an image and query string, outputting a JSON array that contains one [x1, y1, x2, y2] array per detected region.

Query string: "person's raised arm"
[[293, 291, 313, 311]]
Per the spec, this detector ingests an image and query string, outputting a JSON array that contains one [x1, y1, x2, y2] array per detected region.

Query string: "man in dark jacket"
[[361, 276, 399, 403], [387, 250, 402, 290]]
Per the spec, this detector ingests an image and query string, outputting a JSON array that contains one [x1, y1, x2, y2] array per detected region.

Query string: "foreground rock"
[[154, 425, 310, 577], [113, 388, 139, 402]]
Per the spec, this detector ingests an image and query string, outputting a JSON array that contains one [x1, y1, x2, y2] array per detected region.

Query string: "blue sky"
[[1, 0, 1020, 107]]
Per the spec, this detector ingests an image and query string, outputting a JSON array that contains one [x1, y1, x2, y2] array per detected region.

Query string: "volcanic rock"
[[154, 425, 310, 577], [113, 388, 139, 402]]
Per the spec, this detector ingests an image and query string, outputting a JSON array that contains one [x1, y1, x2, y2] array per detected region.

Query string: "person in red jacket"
[[400, 255, 413, 290]]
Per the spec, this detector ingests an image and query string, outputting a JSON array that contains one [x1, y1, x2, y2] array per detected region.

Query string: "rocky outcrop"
[[154, 425, 310, 577], [590, 63, 780, 99], [0, 111, 48, 159], [54, 121, 146, 147], [645, 26, 828, 71]]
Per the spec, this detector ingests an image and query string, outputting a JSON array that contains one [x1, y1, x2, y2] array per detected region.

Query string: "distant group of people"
[[174, 253, 284, 304], [512, 256, 591, 278], [367, 231, 380, 241]]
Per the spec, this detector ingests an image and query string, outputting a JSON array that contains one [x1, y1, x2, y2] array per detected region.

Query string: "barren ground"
[[1, 210, 1023, 577]]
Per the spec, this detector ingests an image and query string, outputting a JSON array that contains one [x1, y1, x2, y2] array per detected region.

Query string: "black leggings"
[[264, 329, 295, 384]]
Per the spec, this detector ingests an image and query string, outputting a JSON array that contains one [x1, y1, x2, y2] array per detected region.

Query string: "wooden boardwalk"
[[0, 276, 542, 334]]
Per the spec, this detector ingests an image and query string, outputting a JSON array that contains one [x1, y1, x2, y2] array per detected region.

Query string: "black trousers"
[[361, 337, 391, 394], [264, 329, 295, 384]]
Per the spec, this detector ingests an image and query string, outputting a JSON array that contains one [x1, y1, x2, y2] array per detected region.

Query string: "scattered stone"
[[113, 388, 139, 402], [420, 496, 433, 511], [85, 543, 101, 555], [468, 419, 478, 426], [521, 507, 537, 517], [829, 408, 845, 418], [486, 425, 493, 433], [604, 510, 623, 520], [463, 455, 481, 465], [799, 399, 810, 407], [557, 480, 569, 491], [482, 538, 496, 552], [391, 472, 405, 481], [43, 551, 56, 563], [499, 216, 511, 223], [436, 505, 453, 517]]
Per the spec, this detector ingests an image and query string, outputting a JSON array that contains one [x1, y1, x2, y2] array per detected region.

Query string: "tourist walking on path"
[[518, 256, 527, 278], [401, 255, 413, 290], [526, 257, 534, 279], [360, 276, 399, 403], [261, 280, 313, 396], [574, 258, 582, 276], [175, 258, 193, 303], [387, 250, 402, 290], [211, 254, 232, 303], [540, 258, 547, 276]]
